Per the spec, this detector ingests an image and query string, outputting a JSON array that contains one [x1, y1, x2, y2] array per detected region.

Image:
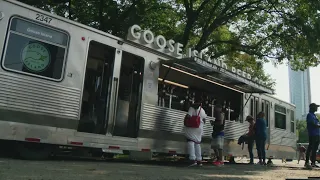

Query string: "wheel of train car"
[[15, 142, 52, 160]]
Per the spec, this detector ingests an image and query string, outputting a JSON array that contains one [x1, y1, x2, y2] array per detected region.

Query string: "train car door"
[[107, 50, 145, 138], [78, 40, 117, 135]]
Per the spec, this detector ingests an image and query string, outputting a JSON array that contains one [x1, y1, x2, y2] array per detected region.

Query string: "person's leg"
[[187, 141, 196, 165], [219, 136, 224, 162], [256, 138, 262, 163], [311, 136, 319, 166], [305, 136, 314, 165], [261, 138, 266, 164], [298, 152, 301, 164], [218, 149, 223, 162], [195, 143, 202, 165], [248, 139, 254, 164], [214, 149, 219, 160]]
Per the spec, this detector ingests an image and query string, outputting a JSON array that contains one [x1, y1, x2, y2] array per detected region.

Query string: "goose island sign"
[[126, 24, 271, 90]]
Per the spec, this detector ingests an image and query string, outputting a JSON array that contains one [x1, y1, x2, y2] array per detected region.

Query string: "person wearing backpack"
[[183, 99, 207, 167]]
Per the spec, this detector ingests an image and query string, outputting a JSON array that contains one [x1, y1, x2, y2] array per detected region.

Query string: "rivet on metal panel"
[[0, 12, 4, 20], [149, 61, 159, 70], [67, 73, 73, 77], [117, 50, 121, 54]]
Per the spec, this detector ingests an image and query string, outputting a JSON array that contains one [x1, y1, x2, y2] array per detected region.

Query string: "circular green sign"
[[21, 42, 51, 72]]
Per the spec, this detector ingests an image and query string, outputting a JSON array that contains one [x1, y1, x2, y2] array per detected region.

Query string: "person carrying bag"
[[183, 101, 207, 167]]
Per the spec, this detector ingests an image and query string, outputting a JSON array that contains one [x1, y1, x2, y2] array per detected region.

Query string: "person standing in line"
[[305, 103, 320, 168], [246, 115, 255, 164], [255, 112, 267, 165], [184, 100, 207, 167], [297, 143, 306, 164], [211, 103, 225, 166]]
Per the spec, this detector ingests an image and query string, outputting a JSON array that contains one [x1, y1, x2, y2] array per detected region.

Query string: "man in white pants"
[[184, 100, 207, 167]]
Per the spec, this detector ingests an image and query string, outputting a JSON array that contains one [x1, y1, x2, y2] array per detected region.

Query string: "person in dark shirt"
[[210, 104, 225, 166], [305, 103, 320, 168], [255, 112, 267, 165], [245, 115, 255, 164]]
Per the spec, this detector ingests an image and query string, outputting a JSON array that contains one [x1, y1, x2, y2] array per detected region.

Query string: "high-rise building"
[[288, 66, 311, 120]]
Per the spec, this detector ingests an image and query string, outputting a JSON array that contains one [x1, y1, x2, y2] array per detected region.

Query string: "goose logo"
[[21, 43, 51, 72]]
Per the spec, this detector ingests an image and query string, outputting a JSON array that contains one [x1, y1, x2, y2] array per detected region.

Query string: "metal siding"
[[0, 72, 81, 119], [270, 129, 296, 147], [141, 103, 247, 140]]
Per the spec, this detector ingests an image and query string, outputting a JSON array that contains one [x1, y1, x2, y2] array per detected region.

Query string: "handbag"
[[184, 105, 201, 128]]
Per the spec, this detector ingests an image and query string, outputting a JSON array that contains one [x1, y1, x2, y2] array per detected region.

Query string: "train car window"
[[250, 98, 254, 117], [1, 17, 69, 81], [275, 104, 286, 129], [255, 97, 259, 118], [265, 101, 270, 127], [290, 110, 295, 133]]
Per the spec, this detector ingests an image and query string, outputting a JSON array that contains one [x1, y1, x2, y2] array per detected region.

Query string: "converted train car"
[[0, 0, 296, 161]]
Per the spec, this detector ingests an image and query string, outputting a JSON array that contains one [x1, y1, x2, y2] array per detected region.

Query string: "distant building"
[[288, 67, 311, 120]]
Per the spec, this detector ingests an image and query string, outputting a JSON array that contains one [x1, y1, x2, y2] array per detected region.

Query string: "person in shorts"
[[211, 104, 225, 166], [297, 143, 306, 164]]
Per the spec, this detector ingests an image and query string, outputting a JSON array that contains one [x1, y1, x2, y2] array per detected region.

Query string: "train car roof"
[[263, 93, 296, 108], [5, 0, 275, 95]]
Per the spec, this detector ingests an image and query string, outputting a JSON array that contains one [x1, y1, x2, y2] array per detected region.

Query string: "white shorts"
[[211, 136, 224, 150]]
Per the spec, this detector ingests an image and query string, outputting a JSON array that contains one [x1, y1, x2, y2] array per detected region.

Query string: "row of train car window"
[[249, 96, 295, 133], [1, 17, 68, 81]]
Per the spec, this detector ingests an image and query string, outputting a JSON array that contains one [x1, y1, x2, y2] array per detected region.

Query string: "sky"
[[263, 62, 320, 104]]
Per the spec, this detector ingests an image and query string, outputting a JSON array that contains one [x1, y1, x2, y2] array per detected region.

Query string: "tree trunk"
[[99, 0, 104, 31], [68, 0, 72, 19]]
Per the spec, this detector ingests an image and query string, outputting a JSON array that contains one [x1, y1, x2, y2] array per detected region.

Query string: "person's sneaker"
[[311, 163, 319, 168], [304, 163, 312, 169], [197, 161, 203, 166], [187, 160, 197, 167], [213, 160, 223, 166]]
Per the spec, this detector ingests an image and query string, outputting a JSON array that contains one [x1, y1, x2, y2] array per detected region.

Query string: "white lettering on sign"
[[126, 24, 269, 87], [127, 24, 183, 58], [27, 28, 53, 39]]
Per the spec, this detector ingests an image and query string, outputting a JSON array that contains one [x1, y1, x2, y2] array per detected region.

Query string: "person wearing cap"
[[255, 111, 267, 165], [246, 115, 255, 164], [305, 103, 320, 168]]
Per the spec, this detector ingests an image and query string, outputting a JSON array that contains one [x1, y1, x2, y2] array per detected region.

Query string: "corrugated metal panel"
[[141, 103, 248, 139], [224, 121, 248, 140], [270, 129, 296, 147], [0, 72, 81, 119]]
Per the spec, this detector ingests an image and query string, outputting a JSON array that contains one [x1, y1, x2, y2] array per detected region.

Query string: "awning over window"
[[161, 57, 274, 94]]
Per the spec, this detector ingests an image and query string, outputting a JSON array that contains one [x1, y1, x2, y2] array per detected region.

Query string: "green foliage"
[[18, 0, 320, 90], [296, 119, 308, 143]]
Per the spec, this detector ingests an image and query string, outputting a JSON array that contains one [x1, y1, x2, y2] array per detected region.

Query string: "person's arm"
[[307, 114, 320, 128], [200, 108, 207, 124]]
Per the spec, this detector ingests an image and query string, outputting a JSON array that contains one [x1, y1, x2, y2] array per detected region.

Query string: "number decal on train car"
[[35, 13, 52, 24]]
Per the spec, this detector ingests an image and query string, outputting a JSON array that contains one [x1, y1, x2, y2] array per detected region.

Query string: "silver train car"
[[0, 0, 297, 160]]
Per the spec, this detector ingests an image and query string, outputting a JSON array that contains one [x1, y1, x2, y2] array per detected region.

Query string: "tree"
[[296, 119, 308, 143], [18, 0, 320, 89], [177, 0, 320, 71]]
